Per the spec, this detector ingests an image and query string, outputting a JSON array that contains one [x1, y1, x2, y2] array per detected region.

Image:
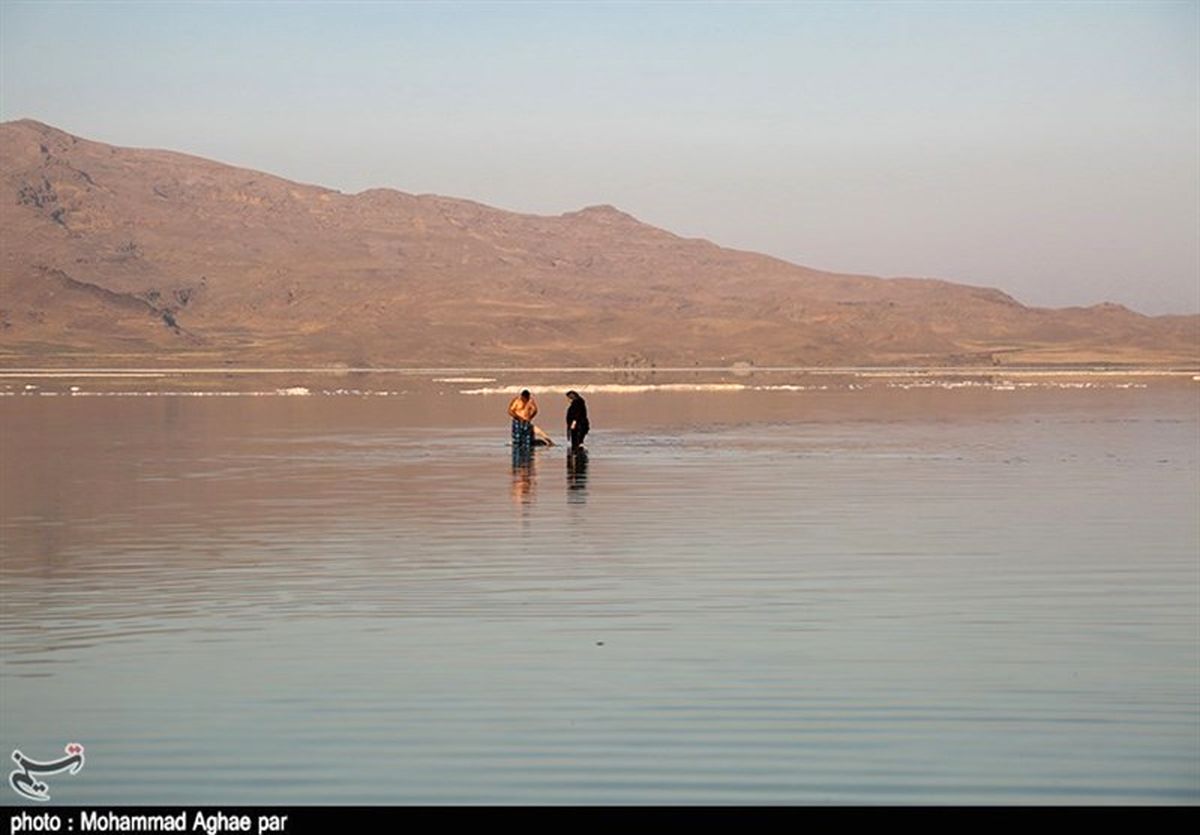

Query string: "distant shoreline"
[[1, 365, 1198, 376], [2, 366, 1198, 397]]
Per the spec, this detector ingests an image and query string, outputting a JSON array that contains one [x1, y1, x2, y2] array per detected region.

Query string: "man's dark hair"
[[520, 389, 531, 398]]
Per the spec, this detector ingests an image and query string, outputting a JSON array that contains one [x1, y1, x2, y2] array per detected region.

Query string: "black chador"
[[565, 391, 589, 450]]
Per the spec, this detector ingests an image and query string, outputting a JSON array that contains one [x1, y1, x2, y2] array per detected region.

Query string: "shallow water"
[[1, 379, 1197, 804]]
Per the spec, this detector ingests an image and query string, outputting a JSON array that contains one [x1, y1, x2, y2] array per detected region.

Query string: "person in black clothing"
[[565, 390, 589, 451]]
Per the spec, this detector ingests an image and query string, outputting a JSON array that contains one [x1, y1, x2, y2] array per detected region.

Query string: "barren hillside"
[[1, 119, 1195, 368]]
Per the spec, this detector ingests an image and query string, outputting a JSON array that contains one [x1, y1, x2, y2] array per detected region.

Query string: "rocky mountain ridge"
[[1, 119, 1195, 368]]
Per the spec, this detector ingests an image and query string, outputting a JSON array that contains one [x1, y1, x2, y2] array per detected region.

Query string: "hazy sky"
[[2, 1, 1197, 314]]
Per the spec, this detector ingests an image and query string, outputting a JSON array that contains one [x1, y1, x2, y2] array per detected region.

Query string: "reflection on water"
[[567, 449, 589, 504], [1, 385, 1197, 804], [511, 446, 537, 506]]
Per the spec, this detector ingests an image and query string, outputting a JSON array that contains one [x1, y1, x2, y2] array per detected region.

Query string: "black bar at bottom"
[[0, 805, 1191, 833]]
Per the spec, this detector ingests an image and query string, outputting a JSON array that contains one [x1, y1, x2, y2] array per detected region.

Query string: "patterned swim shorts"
[[512, 419, 533, 449]]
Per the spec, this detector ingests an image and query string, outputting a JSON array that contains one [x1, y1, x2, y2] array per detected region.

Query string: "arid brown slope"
[[1, 119, 1195, 367]]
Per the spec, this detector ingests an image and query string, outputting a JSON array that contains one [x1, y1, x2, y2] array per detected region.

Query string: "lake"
[[1, 370, 1197, 804]]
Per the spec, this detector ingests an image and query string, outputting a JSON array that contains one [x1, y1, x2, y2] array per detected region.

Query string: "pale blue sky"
[[2, 1, 1197, 313]]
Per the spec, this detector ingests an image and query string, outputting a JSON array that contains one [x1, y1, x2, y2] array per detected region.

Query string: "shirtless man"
[[508, 389, 538, 450]]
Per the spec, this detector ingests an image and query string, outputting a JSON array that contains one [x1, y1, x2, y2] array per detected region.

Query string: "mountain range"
[[1, 119, 1195, 368]]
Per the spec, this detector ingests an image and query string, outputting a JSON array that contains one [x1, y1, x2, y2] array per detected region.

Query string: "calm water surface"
[[2, 379, 1197, 804]]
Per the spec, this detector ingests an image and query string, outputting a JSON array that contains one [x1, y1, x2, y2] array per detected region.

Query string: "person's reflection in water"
[[567, 448, 588, 504], [511, 445, 536, 506]]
